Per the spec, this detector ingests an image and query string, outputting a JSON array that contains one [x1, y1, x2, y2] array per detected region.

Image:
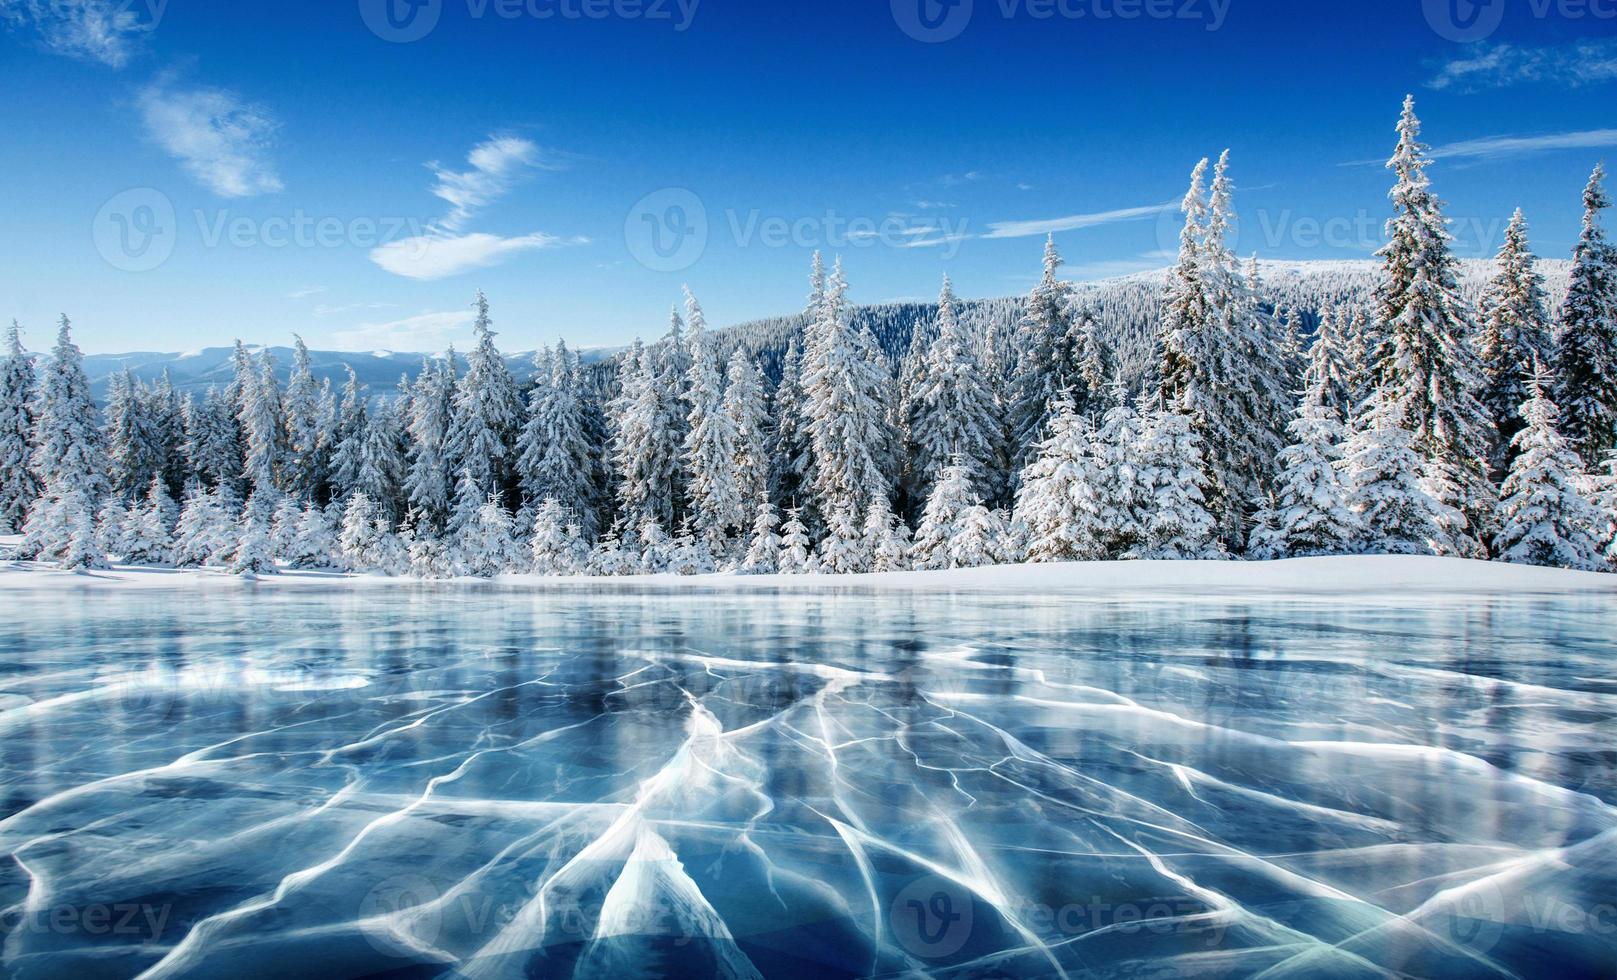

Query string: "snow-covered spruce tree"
[[723, 351, 771, 524], [803, 258, 894, 520], [817, 504, 868, 574], [1159, 158, 1212, 417], [1477, 209, 1554, 482], [1136, 406, 1222, 560], [353, 400, 405, 523], [1493, 374, 1607, 571], [739, 501, 781, 574], [1373, 96, 1495, 556], [1249, 379, 1362, 559], [777, 507, 815, 574], [404, 352, 455, 531], [173, 485, 221, 566], [530, 497, 580, 575], [445, 291, 522, 509], [105, 368, 159, 500], [288, 503, 338, 569], [0, 322, 40, 532], [1304, 307, 1358, 422], [339, 493, 383, 571], [229, 506, 278, 578], [637, 518, 673, 574], [770, 334, 812, 512], [23, 317, 108, 565], [145, 371, 186, 494], [240, 350, 284, 494], [1093, 396, 1152, 559], [96, 498, 132, 560], [611, 339, 683, 533], [461, 495, 518, 577], [668, 519, 714, 576], [183, 387, 242, 491], [1010, 236, 1077, 468], [1341, 389, 1453, 556], [282, 336, 325, 503], [269, 493, 303, 559], [684, 324, 745, 554], [1014, 398, 1104, 563], [1554, 163, 1617, 466], [122, 477, 176, 565], [590, 523, 637, 576], [907, 275, 998, 502], [864, 495, 912, 572], [517, 341, 596, 539], [911, 461, 980, 571], [328, 368, 369, 504], [1069, 308, 1114, 419], [949, 502, 999, 569], [992, 509, 1026, 565]]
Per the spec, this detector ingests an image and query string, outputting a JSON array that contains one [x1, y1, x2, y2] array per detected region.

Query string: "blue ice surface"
[[0, 585, 1613, 979]]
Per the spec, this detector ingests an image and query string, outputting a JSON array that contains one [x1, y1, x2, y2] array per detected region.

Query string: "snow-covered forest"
[[4, 96, 1616, 579]]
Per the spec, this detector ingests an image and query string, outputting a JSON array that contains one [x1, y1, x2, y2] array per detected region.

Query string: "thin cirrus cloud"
[[136, 76, 283, 198], [370, 135, 582, 281], [1428, 40, 1617, 92], [981, 201, 1174, 240], [1341, 128, 1617, 168], [0, 0, 154, 68]]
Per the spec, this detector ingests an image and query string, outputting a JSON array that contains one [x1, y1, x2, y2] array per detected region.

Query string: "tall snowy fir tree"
[[1014, 399, 1103, 563], [1373, 96, 1495, 555], [770, 334, 811, 511], [1136, 407, 1221, 560], [1342, 389, 1452, 556], [240, 350, 284, 494], [683, 314, 745, 552], [0, 322, 39, 532], [1477, 209, 1554, 481], [1159, 157, 1212, 414], [405, 353, 455, 531], [1011, 236, 1076, 467], [104, 368, 158, 500], [329, 369, 370, 504], [611, 340, 683, 531], [803, 258, 892, 520], [1494, 374, 1607, 571], [1305, 307, 1358, 420], [517, 342, 595, 538], [1554, 163, 1617, 466], [23, 317, 107, 565], [445, 291, 521, 508], [1249, 379, 1362, 559], [722, 351, 771, 523], [907, 275, 997, 501], [283, 336, 325, 503]]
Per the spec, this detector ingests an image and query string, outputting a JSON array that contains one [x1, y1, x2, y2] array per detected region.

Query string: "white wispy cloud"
[[331, 310, 476, 352], [1430, 129, 1617, 162], [0, 0, 157, 68], [1429, 40, 1617, 92], [136, 77, 282, 198], [370, 231, 585, 281], [981, 201, 1173, 240], [429, 135, 558, 232], [287, 286, 326, 300]]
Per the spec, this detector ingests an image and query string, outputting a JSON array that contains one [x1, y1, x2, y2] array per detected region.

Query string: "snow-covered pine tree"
[[992, 509, 1026, 565], [282, 336, 324, 503], [803, 258, 893, 519], [911, 461, 980, 570], [105, 368, 159, 499], [516, 341, 595, 538], [329, 368, 369, 503], [637, 518, 673, 574], [589, 523, 637, 577], [354, 399, 405, 523], [182, 387, 240, 491], [723, 351, 771, 524], [777, 507, 815, 574], [907, 275, 998, 504], [1159, 158, 1212, 413], [289, 502, 338, 569], [144, 371, 186, 493], [404, 352, 455, 531], [1342, 389, 1452, 556], [1014, 398, 1104, 563], [1093, 396, 1152, 559], [269, 493, 303, 559], [1249, 379, 1362, 560], [1373, 96, 1495, 556], [444, 291, 522, 508], [530, 497, 579, 575], [36, 490, 105, 572], [0, 322, 39, 532], [1304, 307, 1357, 421], [95, 497, 132, 560], [739, 501, 782, 575], [1011, 236, 1077, 468], [339, 493, 382, 571], [611, 342, 669, 531], [1493, 373, 1607, 571], [122, 478, 175, 566], [684, 320, 745, 553], [1477, 209, 1555, 482], [948, 502, 999, 569], [1137, 406, 1222, 560], [668, 519, 714, 576], [1554, 163, 1617, 466], [30, 316, 106, 502], [816, 504, 868, 574], [864, 495, 912, 572], [240, 350, 284, 494], [770, 334, 812, 512], [229, 504, 277, 578], [173, 484, 221, 566]]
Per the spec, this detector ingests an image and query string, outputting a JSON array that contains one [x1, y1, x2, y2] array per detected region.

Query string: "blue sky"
[[0, 0, 1614, 354]]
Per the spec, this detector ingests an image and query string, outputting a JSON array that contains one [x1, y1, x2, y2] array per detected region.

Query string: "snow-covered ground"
[[1, 554, 1612, 596]]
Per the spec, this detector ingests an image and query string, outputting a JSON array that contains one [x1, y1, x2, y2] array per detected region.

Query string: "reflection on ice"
[[0, 587, 1613, 978]]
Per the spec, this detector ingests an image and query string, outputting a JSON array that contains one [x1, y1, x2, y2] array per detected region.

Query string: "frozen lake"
[[0, 585, 1614, 979]]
